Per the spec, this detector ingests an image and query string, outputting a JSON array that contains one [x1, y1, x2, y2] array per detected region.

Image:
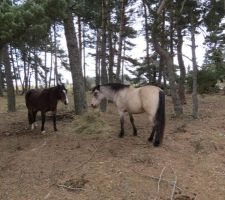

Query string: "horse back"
[[25, 89, 56, 112]]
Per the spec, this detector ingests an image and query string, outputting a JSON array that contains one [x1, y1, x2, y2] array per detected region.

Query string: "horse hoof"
[[54, 129, 58, 132], [31, 124, 35, 130], [41, 130, 46, 134], [133, 132, 137, 136], [148, 137, 153, 142], [153, 141, 160, 147], [118, 133, 124, 138], [34, 122, 38, 127]]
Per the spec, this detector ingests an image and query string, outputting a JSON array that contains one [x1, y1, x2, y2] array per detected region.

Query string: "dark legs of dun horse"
[[119, 115, 124, 138], [119, 113, 137, 138], [129, 113, 137, 136]]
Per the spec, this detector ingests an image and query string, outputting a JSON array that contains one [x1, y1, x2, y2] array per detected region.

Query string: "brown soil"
[[0, 94, 225, 200]]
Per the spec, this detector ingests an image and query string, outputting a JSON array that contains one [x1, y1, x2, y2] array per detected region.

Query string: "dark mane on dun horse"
[[25, 84, 69, 133]]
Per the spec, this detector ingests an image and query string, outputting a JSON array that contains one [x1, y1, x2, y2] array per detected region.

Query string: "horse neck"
[[101, 86, 116, 101], [49, 87, 60, 101]]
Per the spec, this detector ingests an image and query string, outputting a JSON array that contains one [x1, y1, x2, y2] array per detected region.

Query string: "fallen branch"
[[57, 184, 86, 191], [170, 166, 177, 200], [157, 166, 166, 199], [132, 169, 183, 191]]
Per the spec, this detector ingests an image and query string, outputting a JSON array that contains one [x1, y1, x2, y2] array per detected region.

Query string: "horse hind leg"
[[148, 125, 156, 142], [41, 111, 46, 133]]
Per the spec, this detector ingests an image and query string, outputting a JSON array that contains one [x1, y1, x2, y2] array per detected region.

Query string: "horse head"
[[57, 84, 69, 105], [91, 85, 105, 108]]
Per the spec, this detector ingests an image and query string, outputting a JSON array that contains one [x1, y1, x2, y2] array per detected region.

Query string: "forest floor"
[[1, 93, 225, 200]]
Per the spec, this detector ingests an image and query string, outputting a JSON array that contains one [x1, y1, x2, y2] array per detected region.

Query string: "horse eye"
[[94, 92, 98, 97]]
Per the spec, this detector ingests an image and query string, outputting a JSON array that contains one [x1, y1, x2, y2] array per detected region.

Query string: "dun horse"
[[25, 84, 69, 133], [91, 83, 165, 147]]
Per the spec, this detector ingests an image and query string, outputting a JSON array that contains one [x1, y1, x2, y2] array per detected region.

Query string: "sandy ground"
[[0, 93, 225, 200]]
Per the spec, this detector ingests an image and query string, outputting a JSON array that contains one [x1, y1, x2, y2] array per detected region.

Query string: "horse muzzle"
[[91, 104, 97, 108]]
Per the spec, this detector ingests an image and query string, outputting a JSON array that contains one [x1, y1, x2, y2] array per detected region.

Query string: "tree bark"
[[107, 9, 114, 83], [44, 47, 48, 88], [0, 56, 4, 97], [34, 50, 39, 89], [152, 26, 183, 116], [14, 48, 23, 93], [9, 46, 19, 94], [177, 26, 186, 104], [190, 22, 198, 119], [53, 24, 59, 85], [116, 0, 125, 82], [143, 1, 151, 84], [100, 0, 109, 112], [95, 29, 100, 85], [63, 11, 87, 115], [2, 45, 16, 112]]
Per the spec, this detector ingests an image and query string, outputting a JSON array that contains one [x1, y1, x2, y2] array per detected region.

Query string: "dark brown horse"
[[25, 84, 69, 133]]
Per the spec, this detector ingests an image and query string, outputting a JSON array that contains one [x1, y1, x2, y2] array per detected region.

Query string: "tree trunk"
[[34, 50, 38, 89], [9, 46, 19, 94], [143, 1, 151, 84], [2, 45, 16, 112], [107, 12, 114, 83], [63, 11, 87, 115], [116, 0, 125, 82], [53, 24, 59, 85], [100, 0, 109, 112], [44, 48, 48, 88], [14, 48, 24, 93], [82, 22, 86, 89], [177, 27, 186, 104], [190, 22, 198, 119], [152, 28, 183, 116], [95, 29, 100, 85], [0, 57, 4, 97]]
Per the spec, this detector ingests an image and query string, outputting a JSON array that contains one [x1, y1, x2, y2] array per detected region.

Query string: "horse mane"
[[92, 83, 130, 92]]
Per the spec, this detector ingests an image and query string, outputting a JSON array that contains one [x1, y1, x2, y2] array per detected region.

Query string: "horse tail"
[[154, 90, 165, 146]]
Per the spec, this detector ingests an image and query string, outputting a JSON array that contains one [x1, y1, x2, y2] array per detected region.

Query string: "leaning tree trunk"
[[152, 26, 183, 116], [115, 0, 125, 82], [63, 11, 87, 115], [190, 22, 198, 119], [100, 0, 109, 112], [177, 26, 186, 105], [2, 45, 16, 112]]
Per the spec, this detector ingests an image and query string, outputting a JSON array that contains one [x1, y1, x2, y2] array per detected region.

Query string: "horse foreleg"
[[118, 111, 125, 138], [41, 112, 46, 133], [129, 113, 137, 136], [28, 110, 35, 130], [33, 111, 38, 128], [52, 112, 57, 131]]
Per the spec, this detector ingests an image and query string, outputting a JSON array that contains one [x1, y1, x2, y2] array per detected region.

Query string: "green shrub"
[[186, 69, 219, 94]]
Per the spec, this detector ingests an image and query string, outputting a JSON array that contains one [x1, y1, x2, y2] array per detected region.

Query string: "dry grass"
[[1, 93, 225, 200]]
